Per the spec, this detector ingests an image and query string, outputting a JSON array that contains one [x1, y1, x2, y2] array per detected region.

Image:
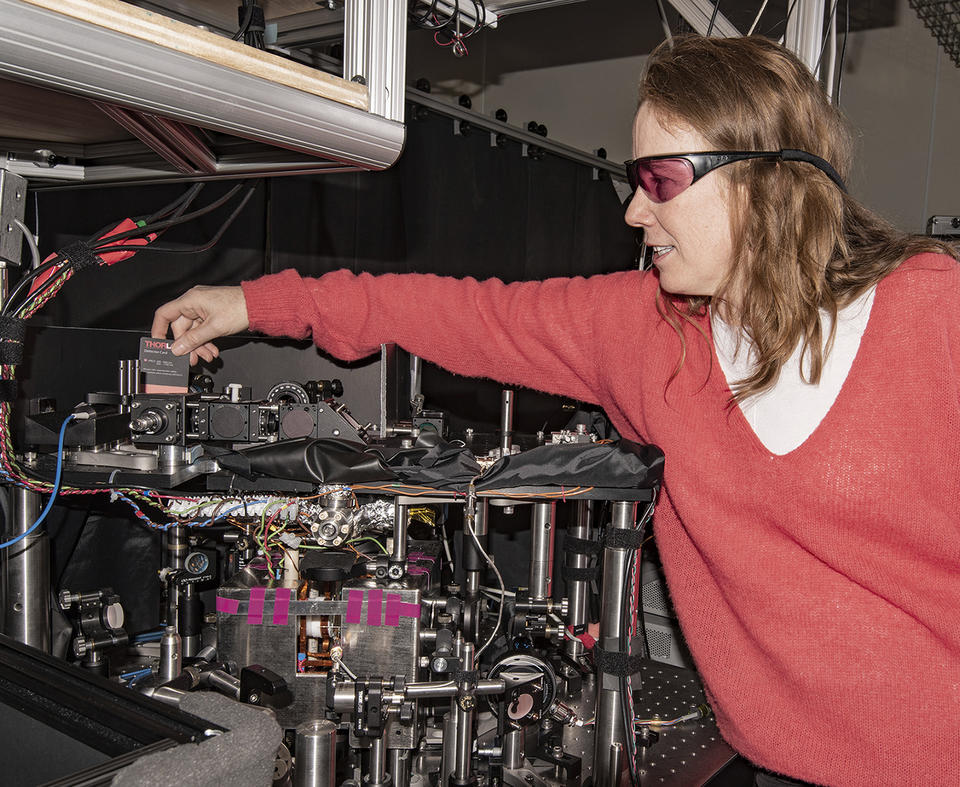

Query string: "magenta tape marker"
[[367, 589, 383, 626], [346, 589, 364, 624], [247, 586, 266, 625], [272, 587, 291, 626], [385, 593, 421, 627], [216, 596, 240, 615]]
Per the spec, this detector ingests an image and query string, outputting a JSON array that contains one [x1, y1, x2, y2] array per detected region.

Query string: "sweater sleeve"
[[241, 267, 651, 405]]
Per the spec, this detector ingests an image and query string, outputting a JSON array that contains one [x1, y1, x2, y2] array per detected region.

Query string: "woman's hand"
[[151, 285, 249, 366]]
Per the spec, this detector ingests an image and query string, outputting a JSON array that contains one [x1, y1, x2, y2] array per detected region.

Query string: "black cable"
[[146, 182, 206, 224], [620, 551, 640, 787], [86, 182, 249, 248], [2, 182, 250, 317], [1, 253, 67, 316], [93, 184, 257, 256], [706, 1, 721, 36], [814, 0, 842, 74], [835, 0, 850, 106], [232, 0, 255, 41]]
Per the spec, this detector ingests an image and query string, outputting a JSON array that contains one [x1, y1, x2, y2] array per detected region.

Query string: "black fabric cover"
[[475, 440, 663, 491], [212, 437, 395, 484], [211, 432, 663, 492]]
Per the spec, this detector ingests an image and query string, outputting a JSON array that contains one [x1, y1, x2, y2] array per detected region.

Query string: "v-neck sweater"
[[242, 253, 960, 787]]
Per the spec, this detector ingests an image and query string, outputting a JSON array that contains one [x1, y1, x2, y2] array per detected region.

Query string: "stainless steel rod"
[[499, 389, 514, 455], [453, 642, 476, 783], [2, 487, 49, 651], [367, 735, 388, 786], [389, 748, 409, 787], [392, 503, 408, 565], [592, 500, 638, 787], [565, 500, 594, 659], [294, 719, 337, 787], [529, 502, 556, 601], [502, 729, 524, 770]]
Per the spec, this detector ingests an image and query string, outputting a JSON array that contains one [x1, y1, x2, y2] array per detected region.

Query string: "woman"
[[153, 36, 960, 787]]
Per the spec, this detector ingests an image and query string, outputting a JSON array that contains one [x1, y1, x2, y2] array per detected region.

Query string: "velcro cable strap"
[[564, 536, 601, 556], [562, 565, 599, 582], [0, 379, 17, 402], [454, 669, 478, 687], [61, 241, 101, 272], [602, 528, 645, 550], [0, 316, 26, 365], [594, 645, 644, 678]]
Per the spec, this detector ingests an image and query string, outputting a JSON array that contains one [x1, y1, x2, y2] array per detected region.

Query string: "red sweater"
[[242, 254, 960, 786]]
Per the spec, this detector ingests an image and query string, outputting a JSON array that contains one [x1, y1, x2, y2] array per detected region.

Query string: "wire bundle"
[[408, 0, 487, 56], [0, 182, 259, 545]]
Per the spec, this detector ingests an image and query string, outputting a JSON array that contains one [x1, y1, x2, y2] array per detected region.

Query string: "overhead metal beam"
[[0, 0, 404, 170], [665, 0, 740, 37]]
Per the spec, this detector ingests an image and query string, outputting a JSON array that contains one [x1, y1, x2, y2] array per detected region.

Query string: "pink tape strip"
[[272, 587, 291, 626], [346, 589, 364, 624], [367, 589, 383, 627], [385, 593, 421, 627], [247, 586, 265, 625], [216, 596, 240, 615]]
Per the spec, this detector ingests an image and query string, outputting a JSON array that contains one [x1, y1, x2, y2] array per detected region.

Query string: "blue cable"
[[132, 630, 164, 643], [0, 414, 75, 550]]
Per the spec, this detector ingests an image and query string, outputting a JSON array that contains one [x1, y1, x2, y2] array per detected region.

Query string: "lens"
[[627, 157, 695, 203]]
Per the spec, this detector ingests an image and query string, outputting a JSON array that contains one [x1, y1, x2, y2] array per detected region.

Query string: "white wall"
[[408, 0, 960, 233]]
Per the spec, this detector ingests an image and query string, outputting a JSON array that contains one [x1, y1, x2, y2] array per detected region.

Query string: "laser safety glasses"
[[624, 149, 847, 203]]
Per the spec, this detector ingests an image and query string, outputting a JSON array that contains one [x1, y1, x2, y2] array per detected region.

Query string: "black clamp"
[[593, 645, 644, 678], [0, 315, 26, 366], [564, 536, 601, 556], [601, 528, 645, 550], [61, 240, 101, 272], [561, 565, 599, 582]]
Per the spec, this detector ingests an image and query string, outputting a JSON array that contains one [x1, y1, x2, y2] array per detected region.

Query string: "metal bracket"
[[0, 168, 28, 267]]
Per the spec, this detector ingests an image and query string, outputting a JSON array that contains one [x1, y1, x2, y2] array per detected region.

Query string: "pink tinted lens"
[[629, 158, 695, 203]]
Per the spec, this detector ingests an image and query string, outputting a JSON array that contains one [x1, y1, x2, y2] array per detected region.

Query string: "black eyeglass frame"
[[623, 149, 847, 198]]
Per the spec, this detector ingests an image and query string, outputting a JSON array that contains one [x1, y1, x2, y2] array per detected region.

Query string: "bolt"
[[457, 695, 476, 711], [132, 402, 140, 408], [248, 692, 260, 704], [165, 403, 175, 410], [432, 657, 448, 672]]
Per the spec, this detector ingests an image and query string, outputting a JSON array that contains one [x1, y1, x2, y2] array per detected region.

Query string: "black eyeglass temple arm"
[[780, 149, 847, 193]]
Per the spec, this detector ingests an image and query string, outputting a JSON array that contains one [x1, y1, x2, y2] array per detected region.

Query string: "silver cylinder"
[[464, 499, 488, 596], [440, 712, 458, 786], [389, 749, 409, 787], [2, 487, 50, 652], [158, 444, 184, 472], [410, 355, 422, 407], [453, 641, 476, 783], [367, 734, 389, 786], [565, 500, 594, 659], [392, 503, 408, 564], [206, 669, 241, 699], [592, 501, 638, 787], [165, 525, 187, 628], [528, 502, 556, 601], [180, 583, 199, 658], [159, 625, 182, 683], [502, 728, 525, 770], [294, 719, 337, 787], [499, 389, 514, 455], [607, 743, 623, 787]]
